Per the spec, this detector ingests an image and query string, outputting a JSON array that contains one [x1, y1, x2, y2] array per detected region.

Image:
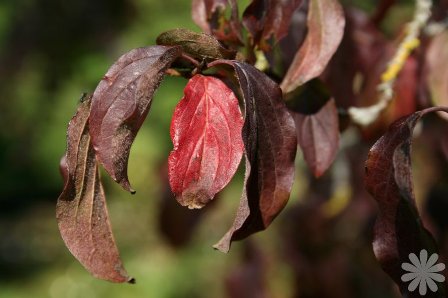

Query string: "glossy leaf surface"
[[57, 98, 133, 283], [169, 74, 244, 209], [89, 46, 181, 192]]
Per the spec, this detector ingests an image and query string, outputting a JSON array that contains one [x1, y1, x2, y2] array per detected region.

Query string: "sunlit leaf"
[[57, 98, 133, 283], [168, 74, 244, 209], [281, 0, 345, 94], [89, 46, 182, 193]]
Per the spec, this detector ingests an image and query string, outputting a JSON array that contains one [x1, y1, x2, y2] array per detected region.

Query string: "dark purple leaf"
[[365, 107, 448, 296], [243, 0, 303, 51], [89, 46, 181, 193], [291, 98, 339, 177], [210, 61, 297, 252], [280, 0, 345, 94], [57, 98, 133, 283], [168, 74, 244, 209]]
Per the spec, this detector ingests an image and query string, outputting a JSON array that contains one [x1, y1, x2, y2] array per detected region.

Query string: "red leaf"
[[292, 98, 339, 177], [210, 61, 297, 252], [168, 74, 244, 209], [365, 107, 448, 296], [280, 0, 345, 94], [243, 0, 303, 51], [89, 46, 181, 193], [57, 98, 133, 283]]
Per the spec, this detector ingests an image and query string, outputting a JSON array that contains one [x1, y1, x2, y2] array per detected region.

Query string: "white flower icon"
[[401, 249, 445, 295]]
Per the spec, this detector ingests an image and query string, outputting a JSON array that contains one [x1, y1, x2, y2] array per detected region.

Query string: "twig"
[[349, 0, 432, 126]]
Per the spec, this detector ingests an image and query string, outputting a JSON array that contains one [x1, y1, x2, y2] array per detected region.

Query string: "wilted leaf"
[[280, 0, 345, 94], [156, 28, 236, 61], [365, 107, 448, 296], [211, 61, 297, 252], [291, 98, 339, 177], [426, 32, 448, 121], [243, 0, 303, 51], [89, 46, 181, 193], [57, 98, 133, 283], [168, 74, 244, 209], [191, 0, 243, 46]]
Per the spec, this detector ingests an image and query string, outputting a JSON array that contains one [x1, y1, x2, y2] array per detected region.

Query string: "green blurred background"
[[0, 0, 420, 297]]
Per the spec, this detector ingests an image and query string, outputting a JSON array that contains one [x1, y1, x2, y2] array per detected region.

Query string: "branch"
[[349, 0, 432, 126]]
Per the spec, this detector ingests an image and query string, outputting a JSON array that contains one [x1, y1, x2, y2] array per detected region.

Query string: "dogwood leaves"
[[168, 75, 244, 209], [57, 98, 133, 283], [365, 107, 448, 296], [212, 61, 297, 252], [89, 45, 181, 193]]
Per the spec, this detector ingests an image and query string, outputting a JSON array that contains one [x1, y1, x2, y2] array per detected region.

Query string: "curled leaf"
[[156, 28, 236, 61], [280, 0, 345, 94], [57, 98, 133, 283], [211, 61, 297, 252], [89, 46, 182, 192], [365, 107, 448, 296], [168, 74, 244, 209], [242, 0, 303, 51]]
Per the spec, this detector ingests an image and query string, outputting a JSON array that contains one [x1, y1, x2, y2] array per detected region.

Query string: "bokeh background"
[[0, 0, 445, 297]]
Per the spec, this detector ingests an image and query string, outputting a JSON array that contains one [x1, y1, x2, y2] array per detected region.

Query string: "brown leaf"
[[365, 107, 448, 296], [242, 0, 303, 51], [211, 61, 297, 252], [156, 28, 236, 61], [291, 98, 339, 177], [168, 75, 244, 209], [426, 32, 448, 121], [89, 46, 181, 193], [280, 0, 345, 94], [57, 98, 133, 283]]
